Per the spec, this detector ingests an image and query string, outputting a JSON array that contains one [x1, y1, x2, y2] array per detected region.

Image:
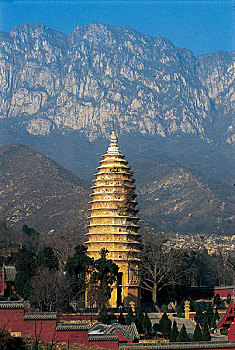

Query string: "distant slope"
[[0, 144, 234, 236], [133, 157, 234, 235], [0, 144, 89, 234]]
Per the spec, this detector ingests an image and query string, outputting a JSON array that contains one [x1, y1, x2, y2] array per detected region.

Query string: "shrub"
[[160, 304, 168, 313]]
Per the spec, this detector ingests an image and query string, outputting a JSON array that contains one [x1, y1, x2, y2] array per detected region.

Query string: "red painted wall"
[[214, 288, 234, 299], [228, 323, 235, 341], [89, 340, 119, 350], [0, 308, 25, 332], [23, 319, 57, 341], [56, 330, 88, 345], [59, 313, 98, 321], [0, 307, 120, 348], [189, 286, 234, 300]]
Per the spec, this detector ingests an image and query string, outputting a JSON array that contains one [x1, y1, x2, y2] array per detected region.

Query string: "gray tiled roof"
[[88, 322, 139, 342], [0, 301, 24, 309], [119, 341, 235, 349], [24, 312, 57, 320], [57, 322, 89, 331], [3, 265, 16, 281]]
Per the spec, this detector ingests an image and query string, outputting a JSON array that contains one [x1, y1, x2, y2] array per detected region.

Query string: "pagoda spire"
[[85, 130, 141, 308]]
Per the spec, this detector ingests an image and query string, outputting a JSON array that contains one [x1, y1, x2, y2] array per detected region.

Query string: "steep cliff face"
[[0, 23, 234, 143]]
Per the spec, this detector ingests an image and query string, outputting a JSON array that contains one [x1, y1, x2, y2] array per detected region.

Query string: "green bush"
[[160, 304, 168, 313]]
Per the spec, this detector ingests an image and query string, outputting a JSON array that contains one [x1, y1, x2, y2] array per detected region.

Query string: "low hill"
[[0, 144, 234, 238], [0, 144, 89, 235], [132, 157, 234, 235]]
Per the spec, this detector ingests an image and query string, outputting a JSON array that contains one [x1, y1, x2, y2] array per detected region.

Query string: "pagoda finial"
[[107, 131, 119, 154], [110, 130, 118, 146]]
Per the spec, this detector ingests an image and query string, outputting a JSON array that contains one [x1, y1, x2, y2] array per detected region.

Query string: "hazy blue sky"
[[0, 0, 234, 56]]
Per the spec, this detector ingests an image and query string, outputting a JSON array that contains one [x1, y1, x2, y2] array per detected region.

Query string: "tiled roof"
[[3, 265, 16, 282], [88, 322, 139, 342], [88, 334, 119, 341], [0, 301, 24, 309], [119, 341, 235, 349], [56, 322, 89, 331], [24, 312, 57, 320]]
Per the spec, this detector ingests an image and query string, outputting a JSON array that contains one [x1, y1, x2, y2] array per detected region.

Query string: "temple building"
[[86, 131, 142, 308]]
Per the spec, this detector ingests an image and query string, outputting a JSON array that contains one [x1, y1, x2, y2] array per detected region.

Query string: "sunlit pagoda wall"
[[86, 131, 142, 307]]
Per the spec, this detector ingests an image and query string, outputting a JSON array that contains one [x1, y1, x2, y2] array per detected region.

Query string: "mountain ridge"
[[0, 22, 234, 144]]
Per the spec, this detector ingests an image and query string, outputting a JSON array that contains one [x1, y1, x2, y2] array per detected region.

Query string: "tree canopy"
[[65, 244, 93, 301], [36, 246, 59, 270], [15, 246, 36, 299], [87, 248, 119, 309]]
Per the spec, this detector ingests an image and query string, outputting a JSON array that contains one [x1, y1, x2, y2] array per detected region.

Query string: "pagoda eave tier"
[[87, 223, 139, 228], [86, 248, 141, 254], [85, 232, 141, 236], [88, 215, 139, 219], [88, 208, 139, 212], [90, 193, 137, 198], [93, 178, 135, 184], [101, 153, 125, 159], [94, 171, 133, 177], [88, 200, 138, 206], [86, 240, 141, 244], [91, 184, 135, 190]]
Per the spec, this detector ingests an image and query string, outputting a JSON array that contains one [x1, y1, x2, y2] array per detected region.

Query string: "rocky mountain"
[[0, 23, 234, 145], [0, 144, 234, 236], [0, 23, 234, 236], [0, 144, 89, 234]]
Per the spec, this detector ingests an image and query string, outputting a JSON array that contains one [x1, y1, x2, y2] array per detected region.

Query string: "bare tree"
[[139, 232, 190, 305], [42, 223, 84, 270], [30, 267, 71, 312]]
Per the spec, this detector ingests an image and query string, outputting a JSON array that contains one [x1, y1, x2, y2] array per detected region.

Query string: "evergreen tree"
[[226, 293, 231, 305], [176, 324, 189, 342], [211, 313, 217, 329], [194, 305, 203, 325], [143, 311, 152, 333], [97, 306, 110, 324], [204, 303, 214, 328], [134, 309, 144, 333], [14, 246, 36, 299], [214, 309, 220, 321], [21, 225, 40, 252], [202, 322, 211, 341], [65, 245, 93, 300], [192, 323, 203, 342], [88, 248, 119, 309], [214, 294, 221, 308], [125, 307, 134, 325], [22, 225, 37, 237], [118, 310, 125, 325], [170, 320, 179, 342], [159, 312, 172, 338], [153, 323, 160, 334], [109, 311, 117, 323], [36, 246, 58, 270]]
